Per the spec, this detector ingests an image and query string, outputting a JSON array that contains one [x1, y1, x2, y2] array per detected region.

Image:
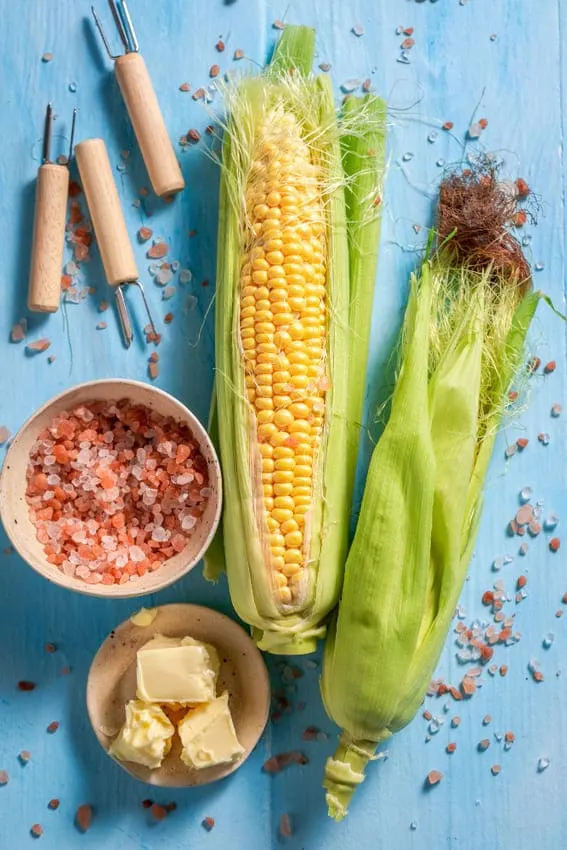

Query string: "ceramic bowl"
[[0, 379, 222, 598], [86, 604, 270, 786]]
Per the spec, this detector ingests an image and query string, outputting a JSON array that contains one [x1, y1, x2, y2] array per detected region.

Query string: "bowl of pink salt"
[[0, 379, 222, 597]]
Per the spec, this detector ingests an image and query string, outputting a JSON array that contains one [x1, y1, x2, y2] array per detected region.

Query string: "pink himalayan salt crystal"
[[25, 401, 210, 586], [26, 338, 51, 353], [10, 320, 27, 343]]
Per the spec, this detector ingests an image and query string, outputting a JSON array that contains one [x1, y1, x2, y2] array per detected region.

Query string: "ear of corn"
[[321, 166, 542, 819], [211, 27, 350, 654], [206, 27, 386, 654]]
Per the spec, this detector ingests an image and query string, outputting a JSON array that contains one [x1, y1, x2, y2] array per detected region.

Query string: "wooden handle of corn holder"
[[28, 164, 69, 312], [115, 53, 185, 198], [75, 138, 139, 287]]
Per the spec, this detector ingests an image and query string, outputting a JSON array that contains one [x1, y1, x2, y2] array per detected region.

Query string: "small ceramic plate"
[[86, 604, 270, 787]]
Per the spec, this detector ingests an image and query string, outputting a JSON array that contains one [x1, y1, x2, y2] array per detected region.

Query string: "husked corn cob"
[[206, 25, 386, 654], [240, 112, 327, 605], [208, 26, 352, 654]]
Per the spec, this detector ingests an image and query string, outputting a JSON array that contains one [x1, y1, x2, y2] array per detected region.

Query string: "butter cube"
[[178, 692, 245, 770], [109, 699, 174, 769], [136, 635, 219, 705]]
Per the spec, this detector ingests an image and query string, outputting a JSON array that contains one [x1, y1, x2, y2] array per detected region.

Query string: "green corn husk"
[[204, 27, 386, 654], [321, 166, 543, 819], [342, 94, 387, 510]]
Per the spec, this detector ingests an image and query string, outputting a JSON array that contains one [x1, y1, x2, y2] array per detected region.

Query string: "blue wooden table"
[[1, 1, 566, 848]]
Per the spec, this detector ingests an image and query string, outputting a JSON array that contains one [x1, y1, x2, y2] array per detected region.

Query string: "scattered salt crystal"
[[402, 152, 414, 162], [542, 633, 555, 649], [179, 268, 193, 284], [156, 267, 173, 286], [519, 486, 533, 503], [543, 514, 559, 533], [341, 79, 361, 93], [537, 757, 550, 773]]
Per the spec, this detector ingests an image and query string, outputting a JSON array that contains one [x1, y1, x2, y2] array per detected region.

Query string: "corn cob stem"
[[324, 733, 386, 822]]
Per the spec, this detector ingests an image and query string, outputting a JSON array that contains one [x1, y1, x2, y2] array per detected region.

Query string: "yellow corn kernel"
[[274, 446, 295, 459], [274, 409, 294, 429], [257, 410, 274, 425], [284, 549, 303, 565], [272, 508, 293, 524], [274, 470, 294, 484], [275, 458, 295, 471], [285, 530, 303, 548], [280, 518, 299, 534], [274, 495, 295, 510]]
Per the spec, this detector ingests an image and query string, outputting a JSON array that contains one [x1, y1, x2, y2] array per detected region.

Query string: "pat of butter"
[[136, 635, 219, 705], [178, 692, 245, 769], [109, 699, 174, 769], [130, 607, 157, 627]]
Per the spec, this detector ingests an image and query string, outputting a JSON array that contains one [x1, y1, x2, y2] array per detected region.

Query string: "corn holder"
[[91, 0, 185, 199], [28, 103, 77, 313], [75, 137, 157, 347]]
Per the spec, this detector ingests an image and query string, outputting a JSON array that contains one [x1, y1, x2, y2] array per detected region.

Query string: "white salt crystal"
[[181, 515, 197, 531]]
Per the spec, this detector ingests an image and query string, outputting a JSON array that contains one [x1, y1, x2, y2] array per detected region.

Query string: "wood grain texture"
[[75, 138, 139, 286], [115, 53, 185, 198], [0, 1, 565, 849], [28, 164, 69, 312]]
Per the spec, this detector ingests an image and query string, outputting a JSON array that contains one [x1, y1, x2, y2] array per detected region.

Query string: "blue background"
[[0, 1, 566, 848]]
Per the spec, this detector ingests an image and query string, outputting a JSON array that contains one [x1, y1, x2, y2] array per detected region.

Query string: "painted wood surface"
[[0, 1, 565, 848]]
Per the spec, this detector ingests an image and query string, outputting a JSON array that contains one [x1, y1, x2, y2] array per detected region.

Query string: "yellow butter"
[[178, 692, 245, 769], [109, 699, 174, 769], [136, 635, 219, 705], [130, 607, 158, 627]]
